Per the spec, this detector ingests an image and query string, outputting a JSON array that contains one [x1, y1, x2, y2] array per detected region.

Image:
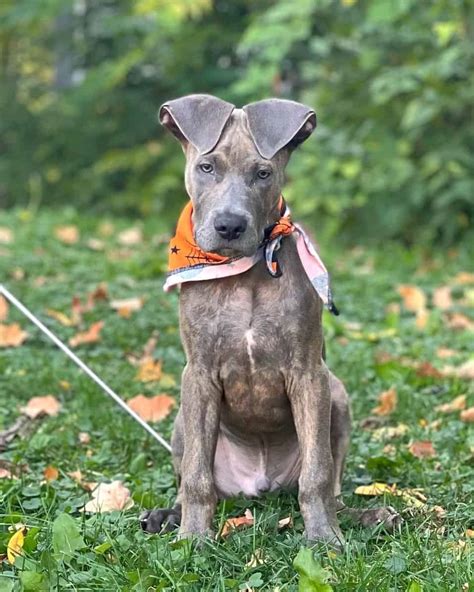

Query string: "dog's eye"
[[257, 169, 271, 180], [199, 163, 214, 174]]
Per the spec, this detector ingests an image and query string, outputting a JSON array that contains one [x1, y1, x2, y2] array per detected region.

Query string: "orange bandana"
[[165, 198, 338, 315]]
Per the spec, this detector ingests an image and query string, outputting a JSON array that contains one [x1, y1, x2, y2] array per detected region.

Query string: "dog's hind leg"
[[140, 410, 184, 534]]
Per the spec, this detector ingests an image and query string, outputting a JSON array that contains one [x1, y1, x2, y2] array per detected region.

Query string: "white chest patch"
[[244, 329, 257, 373]]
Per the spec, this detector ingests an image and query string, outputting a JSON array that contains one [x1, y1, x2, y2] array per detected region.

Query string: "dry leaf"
[[44, 466, 59, 481], [136, 358, 162, 382], [354, 482, 394, 496], [68, 470, 97, 491], [372, 423, 409, 441], [0, 323, 28, 348], [433, 286, 453, 310], [354, 482, 426, 508], [436, 347, 458, 359], [127, 394, 175, 422], [20, 395, 61, 419], [409, 440, 436, 459], [277, 516, 293, 529], [0, 227, 13, 244], [466, 529, 474, 538], [441, 359, 474, 380], [69, 321, 104, 347], [87, 238, 105, 251], [0, 295, 8, 321], [78, 432, 91, 444], [81, 480, 134, 513], [445, 313, 474, 331], [372, 388, 397, 416], [245, 548, 266, 567], [220, 509, 254, 538], [415, 309, 429, 329], [7, 526, 26, 564], [454, 272, 474, 285], [110, 297, 144, 318], [435, 395, 466, 414], [46, 308, 76, 327], [460, 407, 474, 423], [55, 225, 80, 244], [118, 227, 143, 246], [415, 361, 443, 378], [397, 285, 427, 313]]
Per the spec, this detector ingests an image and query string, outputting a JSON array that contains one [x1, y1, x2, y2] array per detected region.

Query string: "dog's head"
[[159, 94, 316, 257]]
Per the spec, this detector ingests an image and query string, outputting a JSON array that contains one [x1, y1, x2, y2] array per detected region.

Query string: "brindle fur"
[[140, 95, 400, 544]]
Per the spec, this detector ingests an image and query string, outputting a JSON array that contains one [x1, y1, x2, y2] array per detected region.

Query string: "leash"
[[0, 284, 172, 453]]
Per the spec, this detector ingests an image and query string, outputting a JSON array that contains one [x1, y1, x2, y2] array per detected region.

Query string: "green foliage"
[[293, 547, 334, 591], [52, 513, 85, 560], [0, 0, 473, 244]]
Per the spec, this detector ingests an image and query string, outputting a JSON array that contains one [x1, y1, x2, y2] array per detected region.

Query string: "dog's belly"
[[213, 424, 301, 498]]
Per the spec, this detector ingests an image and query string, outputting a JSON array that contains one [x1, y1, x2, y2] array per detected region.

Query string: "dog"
[[140, 94, 399, 544]]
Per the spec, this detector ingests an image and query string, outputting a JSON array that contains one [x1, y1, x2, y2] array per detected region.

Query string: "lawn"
[[0, 207, 473, 591]]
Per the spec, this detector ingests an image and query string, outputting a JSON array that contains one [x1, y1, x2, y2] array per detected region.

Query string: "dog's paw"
[[358, 506, 402, 531], [139, 508, 181, 534]]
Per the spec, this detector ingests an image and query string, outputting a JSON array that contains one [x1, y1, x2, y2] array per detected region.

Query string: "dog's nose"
[[214, 212, 247, 241]]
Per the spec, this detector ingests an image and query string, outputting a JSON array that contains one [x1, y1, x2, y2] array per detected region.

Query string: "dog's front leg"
[[289, 366, 344, 546], [178, 364, 221, 539]]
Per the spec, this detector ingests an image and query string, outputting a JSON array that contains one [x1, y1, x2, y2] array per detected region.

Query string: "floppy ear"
[[159, 94, 235, 154], [243, 99, 316, 159]]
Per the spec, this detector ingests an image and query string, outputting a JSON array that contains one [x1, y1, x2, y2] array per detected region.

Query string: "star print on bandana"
[[170, 245, 180, 254]]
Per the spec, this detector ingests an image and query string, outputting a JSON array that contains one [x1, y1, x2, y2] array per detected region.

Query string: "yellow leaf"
[[7, 527, 26, 564], [372, 388, 397, 416], [397, 285, 426, 313], [54, 225, 80, 244], [354, 482, 394, 496], [435, 395, 466, 414], [136, 358, 162, 382]]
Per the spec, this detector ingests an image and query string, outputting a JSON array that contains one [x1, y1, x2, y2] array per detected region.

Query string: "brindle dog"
[[140, 95, 400, 545]]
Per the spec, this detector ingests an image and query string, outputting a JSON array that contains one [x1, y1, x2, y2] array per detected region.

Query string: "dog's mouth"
[[208, 244, 259, 258]]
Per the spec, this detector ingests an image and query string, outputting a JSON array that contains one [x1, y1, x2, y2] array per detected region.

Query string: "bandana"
[[164, 198, 338, 315]]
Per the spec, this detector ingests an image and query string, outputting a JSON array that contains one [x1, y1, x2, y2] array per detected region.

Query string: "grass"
[[0, 206, 473, 591]]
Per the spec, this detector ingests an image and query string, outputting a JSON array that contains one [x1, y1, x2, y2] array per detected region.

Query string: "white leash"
[[0, 284, 172, 453]]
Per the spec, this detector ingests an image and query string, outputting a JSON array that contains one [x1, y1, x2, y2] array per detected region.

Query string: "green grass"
[[0, 207, 473, 591]]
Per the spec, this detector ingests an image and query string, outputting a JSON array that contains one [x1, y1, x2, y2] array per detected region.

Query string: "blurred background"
[[0, 0, 472, 246]]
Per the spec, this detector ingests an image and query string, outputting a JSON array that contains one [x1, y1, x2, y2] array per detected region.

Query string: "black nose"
[[214, 212, 248, 241]]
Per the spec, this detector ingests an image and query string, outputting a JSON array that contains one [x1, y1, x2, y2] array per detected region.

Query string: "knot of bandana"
[[164, 197, 339, 315]]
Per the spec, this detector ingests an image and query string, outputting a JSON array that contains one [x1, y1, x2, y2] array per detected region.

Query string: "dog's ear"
[[243, 99, 316, 159], [159, 94, 235, 154]]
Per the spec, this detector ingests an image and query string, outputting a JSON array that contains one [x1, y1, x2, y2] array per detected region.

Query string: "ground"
[[0, 208, 473, 591]]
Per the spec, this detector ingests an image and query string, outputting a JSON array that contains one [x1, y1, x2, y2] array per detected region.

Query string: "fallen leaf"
[[436, 347, 458, 359], [87, 238, 105, 251], [0, 295, 8, 321], [7, 526, 26, 564], [415, 361, 443, 378], [136, 358, 162, 382], [127, 394, 175, 422], [220, 509, 254, 537], [245, 548, 266, 568], [355, 482, 426, 508], [59, 380, 71, 390], [466, 529, 474, 538], [0, 468, 14, 479], [372, 423, 409, 441], [441, 359, 474, 380], [408, 441, 436, 459], [78, 432, 91, 444], [55, 225, 80, 244], [460, 407, 474, 423], [81, 480, 134, 513], [415, 309, 430, 329], [98, 221, 115, 237], [372, 388, 397, 416], [118, 227, 143, 246], [354, 482, 394, 496], [445, 312, 474, 331], [46, 308, 76, 327], [69, 321, 104, 347], [277, 515, 293, 529], [44, 466, 59, 481], [435, 395, 467, 414], [0, 227, 14, 244], [68, 470, 97, 491], [110, 297, 144, 318], [397, 285, 427, 313], [453, 272, 474, 285], [433, 286, 453, 310], [20, 395, 61, 419], [0, 323, 28, 347]]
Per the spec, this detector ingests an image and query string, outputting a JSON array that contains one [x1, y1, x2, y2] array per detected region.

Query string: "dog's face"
[[160, 95, 316, 257]]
